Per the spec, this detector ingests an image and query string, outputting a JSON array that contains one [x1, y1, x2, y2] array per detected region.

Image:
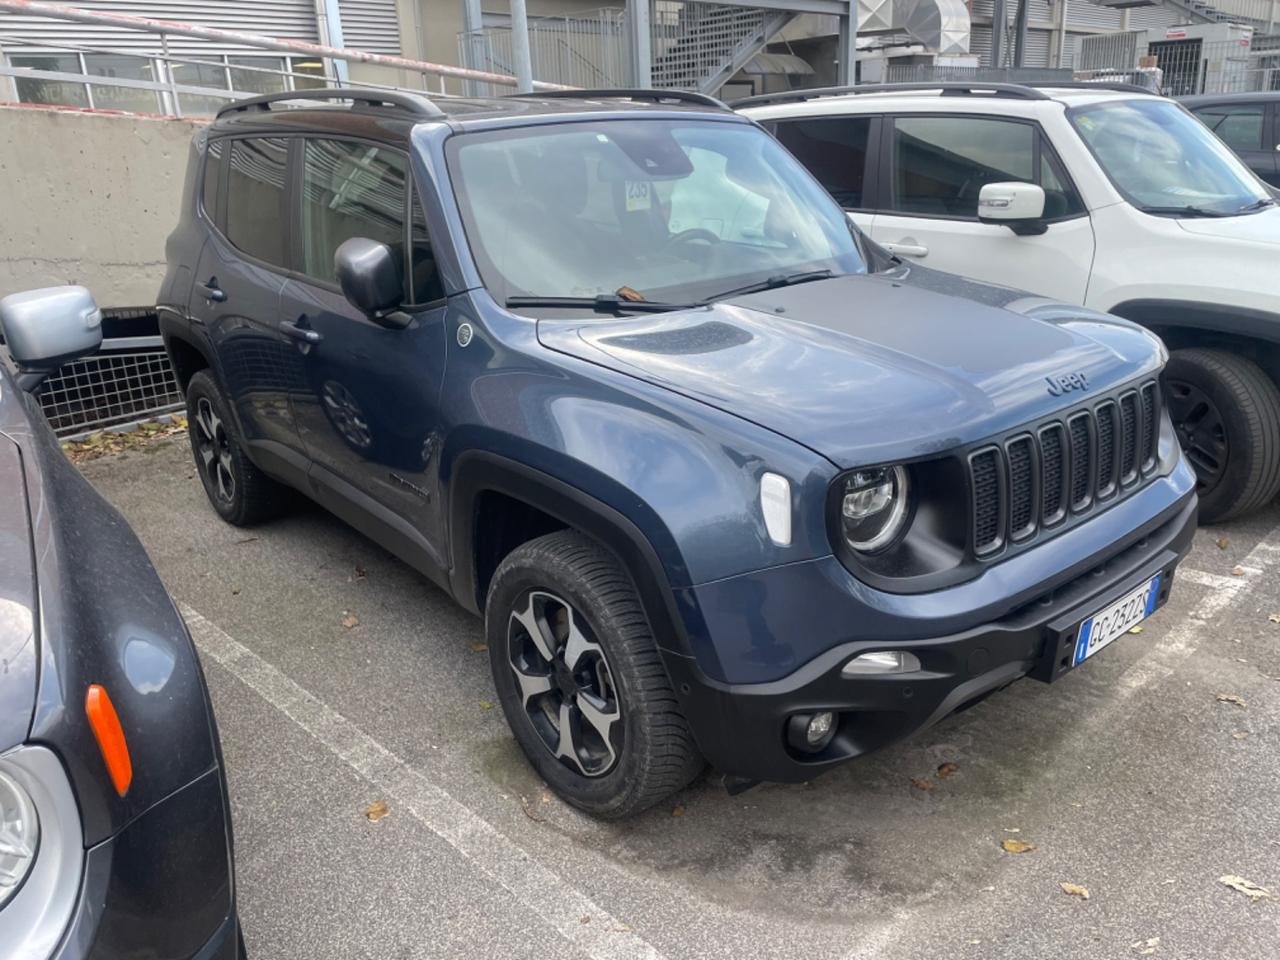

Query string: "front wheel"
[[485, 531, 704, 818], [1164, 348, 1280, 523]]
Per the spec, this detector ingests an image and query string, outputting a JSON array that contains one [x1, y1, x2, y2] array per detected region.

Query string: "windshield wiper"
[[1142, 204, 1235, 218], [506, 294, 698, 315], [1238, 196, 1278, 213], [701, 269, 836, 303]]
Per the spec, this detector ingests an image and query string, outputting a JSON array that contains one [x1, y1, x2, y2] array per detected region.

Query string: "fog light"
[[842, 650, 921, 676], [787, 711, 838, 753]]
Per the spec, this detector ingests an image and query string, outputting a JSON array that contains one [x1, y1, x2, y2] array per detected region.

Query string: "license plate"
[[1072, 573, 1162, 667]]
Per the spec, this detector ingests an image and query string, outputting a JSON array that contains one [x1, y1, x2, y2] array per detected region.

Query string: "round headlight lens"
[[840, 465, 910, 552], [0, 769, 39, 908]]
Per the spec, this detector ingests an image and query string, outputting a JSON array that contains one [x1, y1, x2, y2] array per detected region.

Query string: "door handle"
[[881, 240, 929, 258], [278, 318, 323, 344], [198, 277, 226, 302]]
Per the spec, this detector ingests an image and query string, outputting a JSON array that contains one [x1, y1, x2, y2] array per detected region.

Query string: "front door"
[[279, 137, 450, 564], [869, 114, 1096, 304], [190, 135, 304, 456]]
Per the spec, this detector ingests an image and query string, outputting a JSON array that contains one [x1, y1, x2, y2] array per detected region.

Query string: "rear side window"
[[201, 140, 223, 220], [891, 116, 1034, 217], [772, 117, 873, 209], [1193, 103, 1265, 152], [226, 137, 289, 267], [301, 138, 407, 285]]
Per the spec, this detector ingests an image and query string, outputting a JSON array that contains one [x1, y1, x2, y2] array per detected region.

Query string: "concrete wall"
[[0, 105, 200, 308]]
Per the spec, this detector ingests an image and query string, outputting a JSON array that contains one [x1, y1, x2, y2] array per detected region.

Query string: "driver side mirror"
[[978, 182, 1048, 236], [335, 238, 410, 330], [0, 285, 103, 392]]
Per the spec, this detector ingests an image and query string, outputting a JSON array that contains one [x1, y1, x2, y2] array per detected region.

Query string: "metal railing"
[[1078, 30, 1280, 94]]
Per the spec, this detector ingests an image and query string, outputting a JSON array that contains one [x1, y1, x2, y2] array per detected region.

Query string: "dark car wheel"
[[485, 531, 704, 818], [186, 370, 289, 526], [1164, 348, 1280, 524]]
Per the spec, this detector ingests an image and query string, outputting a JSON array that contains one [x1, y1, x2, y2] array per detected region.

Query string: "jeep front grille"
[[968, 381, 1162, 558]]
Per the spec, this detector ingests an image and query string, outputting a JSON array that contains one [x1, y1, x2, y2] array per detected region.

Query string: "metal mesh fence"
[[1077, 30, 1280, 94], [884, 63, 1074, 83], [38, 343, 183, 437], [650, 1, 768, 90], [458, 10, 630, 96]]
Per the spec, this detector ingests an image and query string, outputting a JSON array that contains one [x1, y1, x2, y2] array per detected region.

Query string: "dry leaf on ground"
[[62, 417, 187, 464], [1129, 625, 1144, 634], [1269, 614, 1280, 624], [936, 761, 959, 779], [1232, 566, 1247, 576], [1130, 937, 1160, 955], [1216, 693, 1248, 708], [1060, 882, 1090, 900], [910, 777, 935, 792], [1218, 875, 1273, 900], [479, 699, 493, 709], [470, 643, 488, 652], [672, 804, 686, 817], [341, 612, 359, 629], [1216, 537, 1230, 550], [364, 799, 389, 821], [353, 565, 367, 581], [1002, 838, 1035, 854], [1232, 730, 1249, 740]]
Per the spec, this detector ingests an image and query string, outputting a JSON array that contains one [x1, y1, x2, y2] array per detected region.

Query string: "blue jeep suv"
[[158, 88, 1198, 817]]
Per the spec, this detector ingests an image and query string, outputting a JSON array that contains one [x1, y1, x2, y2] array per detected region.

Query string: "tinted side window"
[[408, 186, 444, 304], [226, 137, 289, 267], [1194, 104, 1265, 152], [891, 117, 1034, 217], [773, 117, 872, 208], [202, 139, 223, 220], [1039, 150, 1085, 219], [301, 139, 406, 286]]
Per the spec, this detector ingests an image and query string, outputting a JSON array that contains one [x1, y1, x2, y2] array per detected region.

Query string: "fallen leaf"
[[231, 587, 241, 596], [1232, 566, 1246, 576], [470, 642, 488, 653], [1060, 882, 1090, 900], [1130, 936, 1161, 955], [1002, 838, 1035, 854], [341, 612, 359, 629], [519, 795, 545, 822], [1232, 730, 1249, 740], [1269, 613, 1280, 624], [235, 536, 259, 545], [672, 804, 686, 817], [580, 916, 591, 924], [1218, 875, 1273, 901], [1217, 537, 1230, 550], [1216, 693, 1248, 708], [936, 761, 959, 779], [910, 777, 936, 792], [364, 799, 389, 822], [1005, 827, 1021, 833], [980, 885, 996, 892], [479, 699, 493, 709], [1128, 625, 1144, 634], [354, 565, 367, 581]]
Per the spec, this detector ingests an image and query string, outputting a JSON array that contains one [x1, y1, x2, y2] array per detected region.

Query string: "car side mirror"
[[0, 285, 103, 392], [978, 182, 1048, 236], [334, 238, 410, 330]]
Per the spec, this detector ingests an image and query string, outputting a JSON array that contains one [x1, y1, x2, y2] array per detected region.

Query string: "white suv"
[[738, 82, 1280, 523]]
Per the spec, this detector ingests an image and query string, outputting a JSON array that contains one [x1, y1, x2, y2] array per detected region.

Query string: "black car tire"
[[485, 530, 704, 818], [1164, 348, 1280, 524], [185, 370, 289, 526]]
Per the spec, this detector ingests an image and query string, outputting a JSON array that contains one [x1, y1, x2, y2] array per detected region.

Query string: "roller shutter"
[[337, 0, 401, 55]]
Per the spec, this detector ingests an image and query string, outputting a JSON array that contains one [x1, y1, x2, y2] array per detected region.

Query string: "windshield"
[[446, 119, 866, 308], [1069, 99, 1270, 216]]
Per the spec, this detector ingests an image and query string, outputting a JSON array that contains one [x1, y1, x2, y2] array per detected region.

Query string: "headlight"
[[840, 465, 911, 552], [0, 768, 39, 908]]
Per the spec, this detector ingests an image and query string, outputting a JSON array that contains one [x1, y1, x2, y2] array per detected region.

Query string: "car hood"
[[1175, 205, 1280, 246], [0, 430, 37, 753], [536, 267, 1164, 467]]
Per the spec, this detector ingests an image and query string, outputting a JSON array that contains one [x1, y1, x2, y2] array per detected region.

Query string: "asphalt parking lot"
[[80, 435, 1280, 960]]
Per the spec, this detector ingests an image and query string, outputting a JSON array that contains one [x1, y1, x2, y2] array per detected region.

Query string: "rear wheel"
[[185, 370, 289, 526], [485, 531, 703, 818], [1164, 348, 1280, 523]]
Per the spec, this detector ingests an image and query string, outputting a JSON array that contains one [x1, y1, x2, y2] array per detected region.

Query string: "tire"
[[185, 370, 289, 526], [485, 530, 704, 818], [1164, 348, 1280, 524]]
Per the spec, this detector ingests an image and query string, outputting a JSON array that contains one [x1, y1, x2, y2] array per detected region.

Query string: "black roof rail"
[[1022, 80, 1162, 96], [730, 81, 1053, 109], [507, 88, 731, 111], [215, 87, 445, 120]]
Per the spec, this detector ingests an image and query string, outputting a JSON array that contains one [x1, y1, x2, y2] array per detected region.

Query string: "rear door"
[[869, 114, 1095, 303], [1191, 99, 1279, 186], [769, 114, 879, 237], [190, 134, 305, 456]]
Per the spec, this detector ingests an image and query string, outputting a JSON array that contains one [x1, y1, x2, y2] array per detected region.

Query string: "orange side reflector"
[[86, 684, 132, 797]]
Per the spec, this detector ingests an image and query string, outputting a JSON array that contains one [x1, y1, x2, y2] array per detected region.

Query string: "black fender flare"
[[446, 451, 695, 661], [1109, 299, 1280, 349]]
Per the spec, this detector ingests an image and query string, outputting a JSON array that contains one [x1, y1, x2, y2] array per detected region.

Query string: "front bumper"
[[663, 488, 1197, 784], [52, 766, 241, 960]]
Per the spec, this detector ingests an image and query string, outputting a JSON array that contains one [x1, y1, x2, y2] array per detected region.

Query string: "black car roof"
[[1180, 91, 1280, 106], [208, 87, 739, 143]]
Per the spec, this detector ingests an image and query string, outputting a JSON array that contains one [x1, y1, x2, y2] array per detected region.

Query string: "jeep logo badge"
[[1046, 372, 1089, 397]]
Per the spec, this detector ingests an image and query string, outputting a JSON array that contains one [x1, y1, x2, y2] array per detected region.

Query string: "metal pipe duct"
[[859, 0, 971, 56]]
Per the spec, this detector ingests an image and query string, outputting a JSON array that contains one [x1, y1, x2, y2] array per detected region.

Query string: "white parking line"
[[180, 604, 665, 960]]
